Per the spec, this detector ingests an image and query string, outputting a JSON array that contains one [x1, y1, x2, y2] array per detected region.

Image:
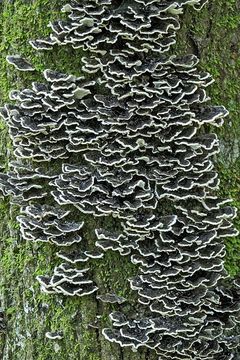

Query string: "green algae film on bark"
[[0, 1, 239, 359]]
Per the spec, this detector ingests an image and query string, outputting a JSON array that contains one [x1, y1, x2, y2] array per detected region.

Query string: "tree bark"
[[0, 1, 239, 359]]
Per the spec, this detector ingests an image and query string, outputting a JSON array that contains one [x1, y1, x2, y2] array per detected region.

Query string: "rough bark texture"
[[0, 1, 239, 359]]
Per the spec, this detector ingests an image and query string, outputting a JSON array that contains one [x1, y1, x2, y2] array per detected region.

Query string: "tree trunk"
[[0, 1, 239, 359]]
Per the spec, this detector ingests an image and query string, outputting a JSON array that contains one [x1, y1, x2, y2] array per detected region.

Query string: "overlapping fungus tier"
[[0, 69, 99, 297], [0, 0, 239, 359]]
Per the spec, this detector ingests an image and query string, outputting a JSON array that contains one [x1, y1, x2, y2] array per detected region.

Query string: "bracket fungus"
[[17, 205, 84, 246], [37, 263, 98, 297], [45, 331, 64, 340], [6, 55, 35, 71], [97, 293, 127, 304], [0, 0, 239, 359]]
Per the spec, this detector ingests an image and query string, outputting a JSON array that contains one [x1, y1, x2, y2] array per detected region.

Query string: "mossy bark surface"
[[0, 1, 239, 359]]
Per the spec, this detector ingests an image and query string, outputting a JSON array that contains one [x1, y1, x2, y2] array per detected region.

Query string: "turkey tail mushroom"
[[0, 0, 239, 359]]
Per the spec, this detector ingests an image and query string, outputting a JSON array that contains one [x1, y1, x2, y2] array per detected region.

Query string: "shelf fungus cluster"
[[0, 62, 99, 297], [0, 0, 239, 359]]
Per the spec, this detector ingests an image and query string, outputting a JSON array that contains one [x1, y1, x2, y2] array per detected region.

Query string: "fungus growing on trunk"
[[6, 55, 35, 71], [37, 263, 98, 297], [97, 293, 127, 304], [0, 0, 239, 359], [45, 331, 64, 340]]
